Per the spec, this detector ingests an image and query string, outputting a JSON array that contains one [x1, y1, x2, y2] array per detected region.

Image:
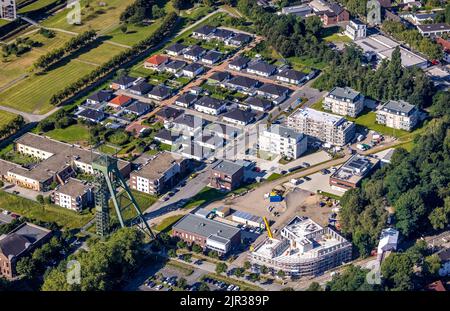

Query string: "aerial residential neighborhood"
[[0, 0, 449, 301]]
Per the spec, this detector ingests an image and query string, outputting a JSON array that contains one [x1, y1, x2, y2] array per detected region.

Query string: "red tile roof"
[[145, 54, 169, 66], [426, 280, 446, 292], [110, 95, 132, 106]]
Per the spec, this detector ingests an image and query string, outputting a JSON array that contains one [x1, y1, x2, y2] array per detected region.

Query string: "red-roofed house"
[[108, 95, 133, 108], [437, 37, 450, 62], [426, 280, 446, 291], [144, 54, 169, 69]]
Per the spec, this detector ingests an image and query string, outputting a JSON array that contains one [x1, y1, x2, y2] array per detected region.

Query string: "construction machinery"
[[263, 216, 273, 239], [92, 154, 154, 238]]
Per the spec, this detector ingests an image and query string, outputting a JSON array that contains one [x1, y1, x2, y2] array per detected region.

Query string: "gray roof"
[[417, 23, 450, 33], [257, 83, 290, 96], [78, 108, 106, 121], [165, 60, 187, 70], [148, 85, 171, 98], [276, 69, 306, 81], [229, 56, 250, 67], [230, 33, 252, 43], [209, 71, 231, 82], [247, 61, 277, 74], [184, 45, 206, 57], [213, 28, 234, 39], [173, 113, 202, 128], [175, 93, 198, 105], [166, 43, 187, 53], [88, 90, 113, 103], [113, 76, 136, 86], [223, 108, 256, 123], [228, 75, 260, 89], [173, 213, 240, 240], [196, 96, 226, 110], [244, 96, 272, 109], [381, 100, 417, 116], [202, 50, 222, 61], [328, 87, 361, 102], [194, 25, 216, 36], [125, 101, 152, 114], [156, 106, 183, 119], [129, 82, 153, 94], [0, 223, 51, 258], [212, 159, 243, 175], [55, 178, 91, 197], [267, 124, 304, 140], [183, 62, 204, 72], [155, 129, 181, 142]]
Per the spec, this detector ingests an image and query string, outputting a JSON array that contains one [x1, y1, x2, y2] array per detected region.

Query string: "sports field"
[[0, 31, 72, 87], [0, 60, 96, 114], [0, 110, 18, 128]]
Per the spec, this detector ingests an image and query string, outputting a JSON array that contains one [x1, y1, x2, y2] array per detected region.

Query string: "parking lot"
[[295, 171, 343, 197]]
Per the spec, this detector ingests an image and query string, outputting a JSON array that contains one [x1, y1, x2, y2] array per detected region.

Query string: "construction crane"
[[263, 216, 273, 239]]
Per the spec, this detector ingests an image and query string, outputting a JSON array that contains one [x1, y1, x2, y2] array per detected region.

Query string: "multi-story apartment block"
[[210, 159, 244, 191], [250, 216, 352, 277], [52, 178, 93, 212], [286, 108, 356, 146], [376, 100, 419, 131], [323, 87, 365, 118], [0, 133, 131, 192], [259, 125, 307, 159], [345, 19, 367, 40], [130, 152, 187, 195], [0, 0, 16, 20]]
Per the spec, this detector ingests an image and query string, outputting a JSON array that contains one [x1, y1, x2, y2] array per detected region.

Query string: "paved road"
[[0, 105, 60, 122]]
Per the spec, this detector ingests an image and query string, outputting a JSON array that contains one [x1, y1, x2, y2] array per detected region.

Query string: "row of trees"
[[42, 228, 145, 291], [313, 45, 436, 108], [382, 20, 443, 60], [48, 12, 178, 107], [0, 115, 25, 140], [34, 30, 97, 71], [2, 37, 38, 57]]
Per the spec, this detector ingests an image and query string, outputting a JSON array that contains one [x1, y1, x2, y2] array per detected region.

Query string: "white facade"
[[259, 125, 307, 159], [376, 100, 419, 131], [194, 103, 226, 115], [345, 20, 367, 40], [0, 0, 16, 20], [323, 87, 365, 117]]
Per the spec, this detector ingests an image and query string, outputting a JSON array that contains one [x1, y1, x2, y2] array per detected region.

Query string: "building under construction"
[[250, 216, 352, 277]]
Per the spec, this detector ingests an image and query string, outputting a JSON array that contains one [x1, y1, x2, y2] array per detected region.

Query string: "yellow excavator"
[[263, 216, 273, 239]]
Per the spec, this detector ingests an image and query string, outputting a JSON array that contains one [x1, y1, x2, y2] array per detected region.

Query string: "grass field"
[[0, 31, 72, 87], [97, 143, 120, 155], [41, 0, 135, 34], [76, 41, 127, 64], [0, 60, 96, 114], [105, 21, 164, 46], [0, 190, 94, 229], [0, 110, 18, 128], [18, 0, 60, 14], [45, 123, 90, 144], [109, 190, 157, 223], [154, 214, 184, 233], [323, 33, 352, 43], [349, 112, 412, 138], [288, 56, 327, 71], [183, 187, 226, 209]]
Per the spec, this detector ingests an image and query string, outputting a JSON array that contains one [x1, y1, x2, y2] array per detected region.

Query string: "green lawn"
[[287, 56, 327, 71], [154, 214, 184, 233], [97, 143, 120, 155], [0, 191, 94, 229], [109, 190, 157, 223], [45, 124, 90, 144], [310, 100, 325, 112], [323, 33, 352, 43], [18, 0, 60, 14], [184, 187, 226, 209], [349, 112, 412, 138], [266, 173, 282, 181], [0, 60, 96, 114], [76, 41, 127, 64], [105, 21, 163, 46], [0, 110, 17, 128]]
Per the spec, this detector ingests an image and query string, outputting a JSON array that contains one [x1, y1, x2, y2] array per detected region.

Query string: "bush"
[[36, 195, 44, 204], [107, 130, 130, 146]]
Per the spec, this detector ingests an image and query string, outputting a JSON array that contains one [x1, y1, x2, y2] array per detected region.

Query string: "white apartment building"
[[323, 86, 365, 117], [286, 108, 356, 146], [259, 125, 307, 159], [376, 100, 419, 131], [250, 216, 352, 277], [345, 19, 367, 40]]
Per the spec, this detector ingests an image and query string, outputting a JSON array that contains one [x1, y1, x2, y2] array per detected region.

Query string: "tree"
[[36, 195, 44, 204], [176, 240, 187, 249], [120, 24, 128, 34], [152, 5, 165, 19], [243, 261, 251, 270], [234, 267, 245, 277], [215, 262, 228, 275], [16, 257, 36, 279], [326, 265, 376, 291], [208, 250, 219, 259], [281, 287, 294, 291], [177, 277, 187, 289], [276, 270, 285, 279], [199, 282, 210, 291], [394, 189, 426, 237], [191, 243, 203, 253], [381, 253, 414, 291], [306, 282, 322, 291], [260, 265, 269, 274], [428, 197, 450, 230], [304, 15, 322, 36], [167, 249, 177, 258]]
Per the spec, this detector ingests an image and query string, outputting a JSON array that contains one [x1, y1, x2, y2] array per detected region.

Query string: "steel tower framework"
[[92, 154, 154, 238]]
